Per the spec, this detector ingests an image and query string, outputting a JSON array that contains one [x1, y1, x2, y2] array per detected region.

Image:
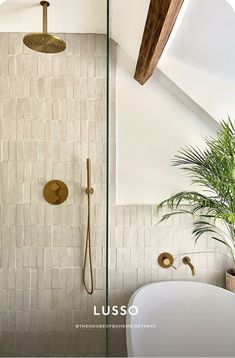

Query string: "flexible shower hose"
[[82, 159, 94, 295]]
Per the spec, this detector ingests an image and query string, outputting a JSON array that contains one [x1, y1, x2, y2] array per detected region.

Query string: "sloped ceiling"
[[110, 0, 235, 121], [158, 0, 235, 121], [168, 0, 235, 81]]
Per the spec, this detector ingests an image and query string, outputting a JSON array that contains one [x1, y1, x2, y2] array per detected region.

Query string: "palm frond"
[[156, 118, 235, 259]]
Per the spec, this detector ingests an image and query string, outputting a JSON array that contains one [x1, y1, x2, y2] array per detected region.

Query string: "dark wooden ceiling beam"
[[134, 0, 184, 85]]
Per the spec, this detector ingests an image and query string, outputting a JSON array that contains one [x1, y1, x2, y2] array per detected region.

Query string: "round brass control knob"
[[43, 180, 68, 205], [163, 258, 171, 266]]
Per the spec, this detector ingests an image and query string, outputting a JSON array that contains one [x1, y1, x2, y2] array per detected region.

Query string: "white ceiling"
[[0, 0, 106, 33], [159, 0, 235, 121], [167, 0, 235, 82]]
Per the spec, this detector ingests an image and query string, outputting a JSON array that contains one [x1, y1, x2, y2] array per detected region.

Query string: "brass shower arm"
[[40, 1, 50, 34]]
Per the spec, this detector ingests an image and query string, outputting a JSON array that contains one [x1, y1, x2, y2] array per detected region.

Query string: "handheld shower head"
[[23, 1, 66, 54]]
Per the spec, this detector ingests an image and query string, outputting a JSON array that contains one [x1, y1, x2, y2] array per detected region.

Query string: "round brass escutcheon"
[[158, 252, 174, 268], [43, 180, 68, 205], [40, 1, 50, 7]]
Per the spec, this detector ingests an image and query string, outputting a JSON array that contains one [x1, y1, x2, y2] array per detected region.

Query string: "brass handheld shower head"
[[23, 1, 66, 54]]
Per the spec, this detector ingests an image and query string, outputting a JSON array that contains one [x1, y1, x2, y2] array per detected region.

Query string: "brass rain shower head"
[[23, 1, 66, 54]]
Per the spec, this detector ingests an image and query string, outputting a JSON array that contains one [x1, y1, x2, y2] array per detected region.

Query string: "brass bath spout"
[[182, 256, 196, 276]]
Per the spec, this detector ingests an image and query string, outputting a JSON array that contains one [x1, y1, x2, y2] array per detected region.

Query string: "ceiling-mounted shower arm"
[[40, 1, 50, 34]]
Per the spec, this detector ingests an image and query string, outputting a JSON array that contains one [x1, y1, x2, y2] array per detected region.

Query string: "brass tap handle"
[[182, 256, 196, 276], [158, 252, 177, 269], [163, 258, 171, 266]]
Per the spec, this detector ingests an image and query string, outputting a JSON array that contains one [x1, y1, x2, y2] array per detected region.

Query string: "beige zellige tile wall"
[[0, 33, 107, 357]]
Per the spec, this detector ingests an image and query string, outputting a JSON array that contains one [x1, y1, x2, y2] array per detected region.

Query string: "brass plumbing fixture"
[[182, 256, 196, 276], [158, 252, 176, 269], [83, 159, 94, 295], [23, 1, 66, 54], [43, 180, 68, 205]]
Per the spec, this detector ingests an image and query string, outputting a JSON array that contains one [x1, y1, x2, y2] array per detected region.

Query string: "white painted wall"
[[114, 0, 234, 204], [116, 46, 218, 205], [111, 0, 150, 60]]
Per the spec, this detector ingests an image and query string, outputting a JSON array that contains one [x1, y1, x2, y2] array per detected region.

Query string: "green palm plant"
[[156, 119, 235, 261]]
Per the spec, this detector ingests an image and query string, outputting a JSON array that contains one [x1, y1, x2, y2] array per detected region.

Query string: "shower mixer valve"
[[43, 180, 68, 205]]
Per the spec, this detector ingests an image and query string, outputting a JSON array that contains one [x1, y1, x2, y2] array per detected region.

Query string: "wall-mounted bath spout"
[[182, 256, 195, 276], [83, 158, 94, 295]]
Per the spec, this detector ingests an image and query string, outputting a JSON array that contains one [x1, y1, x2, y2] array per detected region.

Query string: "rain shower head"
[[23, 1, 66, 54]]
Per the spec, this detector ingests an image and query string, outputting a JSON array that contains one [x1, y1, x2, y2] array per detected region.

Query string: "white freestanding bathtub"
[[126, 281, 235, 357]]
